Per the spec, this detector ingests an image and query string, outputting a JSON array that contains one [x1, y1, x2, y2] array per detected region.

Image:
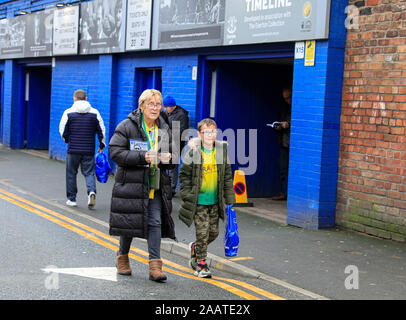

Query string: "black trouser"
[[169, 164, 179, 193], [66, 153, 96, 201], [280, 147, 289, 197], [119, 191, 162, 260]]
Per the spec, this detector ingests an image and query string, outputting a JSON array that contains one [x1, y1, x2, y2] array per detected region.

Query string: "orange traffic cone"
[[233, 170, 253, 207]]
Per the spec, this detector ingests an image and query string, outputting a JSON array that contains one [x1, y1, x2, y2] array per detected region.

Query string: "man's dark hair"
[[74, 90, 86, 101]]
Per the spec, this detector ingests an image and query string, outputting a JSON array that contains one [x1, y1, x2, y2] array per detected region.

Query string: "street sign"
[[233, 170, 253, 207], [295, 41, 305, 59], [305, 40, 316, 66]]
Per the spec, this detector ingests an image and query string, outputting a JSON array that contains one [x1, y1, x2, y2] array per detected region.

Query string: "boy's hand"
[[159, 152, 172, 164]]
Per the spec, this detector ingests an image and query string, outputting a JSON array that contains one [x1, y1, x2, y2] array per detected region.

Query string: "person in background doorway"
[[163, 95, 189, 196], [272, 88, 292, 201], [59, 89, 106, 209], [109, 89, 176, 282]]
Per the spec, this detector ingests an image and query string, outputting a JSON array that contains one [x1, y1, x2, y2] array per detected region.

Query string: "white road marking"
[[42, 267, 118, 282]]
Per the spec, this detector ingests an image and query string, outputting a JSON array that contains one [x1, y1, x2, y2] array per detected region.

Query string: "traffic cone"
[[233, 170, 253, 207]]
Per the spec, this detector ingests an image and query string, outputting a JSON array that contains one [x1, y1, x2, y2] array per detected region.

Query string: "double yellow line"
[[0, 187, 285, 300]]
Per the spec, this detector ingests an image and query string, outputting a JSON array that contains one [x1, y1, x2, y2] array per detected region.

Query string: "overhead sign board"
[[79, 0, 127, 55], [0, 0, 332, 60], [224, 0, 331, 46], [0, 15, 26, 59], [53, 5, 79, 56], [126, 0, 152, 51], [24, 8, 54, 58], [152, 0, 226, 50]]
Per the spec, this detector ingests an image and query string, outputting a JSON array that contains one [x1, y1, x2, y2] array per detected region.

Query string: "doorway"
[[135, 67, 162, 98], [202, 58, 293, 198], [23, 66, 52, 150]]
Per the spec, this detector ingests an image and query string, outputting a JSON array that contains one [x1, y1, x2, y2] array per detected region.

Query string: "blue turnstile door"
[[25, 67, 52, 150]]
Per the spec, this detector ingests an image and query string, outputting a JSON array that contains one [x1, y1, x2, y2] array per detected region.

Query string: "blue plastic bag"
[[224, 205, 239, 257], [95, 152, 111, 183]]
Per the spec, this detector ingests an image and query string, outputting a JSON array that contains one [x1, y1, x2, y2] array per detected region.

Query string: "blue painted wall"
[[49, 56, 99, 160], [47, 51, 199, 161], [287, 0, 348, 229], [0, 0, 348, 230]]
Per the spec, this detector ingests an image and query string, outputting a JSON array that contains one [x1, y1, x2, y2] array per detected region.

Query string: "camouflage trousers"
[[194, 204, 219, 261]]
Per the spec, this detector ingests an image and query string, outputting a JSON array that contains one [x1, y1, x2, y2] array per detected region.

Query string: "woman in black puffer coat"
[[109, 89, 176, 282]]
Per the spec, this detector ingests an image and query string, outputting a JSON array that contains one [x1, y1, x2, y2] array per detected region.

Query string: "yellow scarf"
[[142, 116, 158, 199]]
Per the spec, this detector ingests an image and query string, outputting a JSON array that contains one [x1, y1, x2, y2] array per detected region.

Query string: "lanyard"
[[142, 114, 159, 199], [142, 114, 159, 165]]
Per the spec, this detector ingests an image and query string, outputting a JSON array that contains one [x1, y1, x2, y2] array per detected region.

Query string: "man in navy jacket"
[[59, 89, 106, 209], [163, 95, 189, 196]]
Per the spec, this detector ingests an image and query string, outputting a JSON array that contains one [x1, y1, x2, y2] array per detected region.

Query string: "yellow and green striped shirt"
[[198, 146, 218, 205]]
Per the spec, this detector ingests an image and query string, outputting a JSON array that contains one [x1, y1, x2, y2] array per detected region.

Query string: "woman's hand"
[[145, 151, 158, 163]]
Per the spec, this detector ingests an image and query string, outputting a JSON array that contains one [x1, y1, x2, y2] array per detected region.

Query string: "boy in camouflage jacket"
[[179, 118, 235, 278]]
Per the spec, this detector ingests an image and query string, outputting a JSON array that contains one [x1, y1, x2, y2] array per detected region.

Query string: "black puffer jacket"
[[108, 108, 176, 240], [167, 105, 189, 133], [167, 106, 189, 151]]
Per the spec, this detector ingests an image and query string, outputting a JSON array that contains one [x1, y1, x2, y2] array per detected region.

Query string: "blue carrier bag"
[[95, 152, 111, 183], [224, 205, 239, 257]]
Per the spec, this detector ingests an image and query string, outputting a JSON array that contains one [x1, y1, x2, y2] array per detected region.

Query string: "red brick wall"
[[336, 0, 406, 242]]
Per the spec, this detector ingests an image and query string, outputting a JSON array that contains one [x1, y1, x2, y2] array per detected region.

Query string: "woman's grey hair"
[[138, 89, 163, 109]]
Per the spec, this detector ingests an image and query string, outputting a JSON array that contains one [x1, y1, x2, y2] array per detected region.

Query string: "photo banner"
[[152, 0, 226, 50], [0, 15, 27, 59], [79, 0, 127, 55], [53, 5, 79, 56], [223, 0, 331, 46], [126, 0, 152, 51], [24, 8, 55, 58]]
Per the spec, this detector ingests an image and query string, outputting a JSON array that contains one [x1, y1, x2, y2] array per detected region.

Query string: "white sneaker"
[[88, 192, 96, 209], [66, 200, 77, 207]]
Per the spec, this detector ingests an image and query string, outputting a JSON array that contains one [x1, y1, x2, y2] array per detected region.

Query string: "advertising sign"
[[223, 0, 331, 46], [24, 8, 54, 58], [0, 15, 26, 59], [79, 0, 127, 55], [152, 0, 226, 50], [126, 0, 152, 51], [53, 5, 79, 56]]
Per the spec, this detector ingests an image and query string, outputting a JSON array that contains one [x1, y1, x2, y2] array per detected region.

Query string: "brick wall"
[[337, 0, 406, 242]]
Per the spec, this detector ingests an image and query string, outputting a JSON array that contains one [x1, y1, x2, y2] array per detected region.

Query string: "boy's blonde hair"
[[197, 118, 217, 131]]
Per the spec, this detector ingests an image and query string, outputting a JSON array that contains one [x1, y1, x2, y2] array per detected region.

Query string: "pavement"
[[1, 144, 406, 300]]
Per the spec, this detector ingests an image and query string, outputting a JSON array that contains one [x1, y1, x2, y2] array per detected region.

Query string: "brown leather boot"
[[116, 252, 132, 276], [149, 259, 167, 282]]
